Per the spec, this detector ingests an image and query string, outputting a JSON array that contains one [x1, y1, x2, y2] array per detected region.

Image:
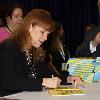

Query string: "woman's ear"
[[28, 24, 33, 32]]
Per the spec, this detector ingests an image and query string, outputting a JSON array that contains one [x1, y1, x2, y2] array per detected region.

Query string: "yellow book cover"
[[48, 87, 84, 96]]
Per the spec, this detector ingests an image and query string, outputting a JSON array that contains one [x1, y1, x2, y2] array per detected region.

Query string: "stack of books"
[[67, 58, 94, 82]]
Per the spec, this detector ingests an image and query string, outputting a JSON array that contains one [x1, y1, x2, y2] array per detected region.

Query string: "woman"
[[43, 22, 70, 84], [0, 9, 83, 96], [43, 22, 83, 85], [0, 0, 23, 42]]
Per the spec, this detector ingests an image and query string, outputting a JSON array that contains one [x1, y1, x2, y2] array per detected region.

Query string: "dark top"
[[50, 46, 69, 72], [74, 41, 100, 58], [44, 45, 70, 85], [0, 41, 56, 96], [0, 40, 70, 96]]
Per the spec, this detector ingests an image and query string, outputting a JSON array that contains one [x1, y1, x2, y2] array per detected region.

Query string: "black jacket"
[[50, 47, 69, 72], [45, 45, 70, 84], [0, 41, 55, 96], [74, 41, 100, 58]]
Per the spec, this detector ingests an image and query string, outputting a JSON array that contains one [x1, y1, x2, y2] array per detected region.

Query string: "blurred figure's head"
[[84, 24, 95, 32], [44, 21, 65, 51], [86, 25, 100, 45], [53, 22, 64, 38], [1, 0, 24, 28], [49, 22, 64, 42]]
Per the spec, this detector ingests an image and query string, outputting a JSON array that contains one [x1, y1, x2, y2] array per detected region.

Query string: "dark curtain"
[[0, 0, 98, 57]]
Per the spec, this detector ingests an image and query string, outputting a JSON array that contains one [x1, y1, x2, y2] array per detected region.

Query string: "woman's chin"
[[34, 44, 41, 48], [32, 42, 41, 48]]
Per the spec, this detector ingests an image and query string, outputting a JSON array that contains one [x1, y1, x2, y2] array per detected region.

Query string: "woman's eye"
[[41, 31, 44, 34], [14, 15, 18, 18]]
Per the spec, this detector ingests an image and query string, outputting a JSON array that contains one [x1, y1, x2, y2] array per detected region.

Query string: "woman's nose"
[[43, 33, 48, 41]]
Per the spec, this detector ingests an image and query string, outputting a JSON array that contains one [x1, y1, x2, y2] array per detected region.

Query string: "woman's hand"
[[67, 75, 84, 88], [42, 77, 61, 88]]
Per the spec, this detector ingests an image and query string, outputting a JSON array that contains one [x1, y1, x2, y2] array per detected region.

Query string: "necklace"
[[24, 50, 32, 65], [24, 50, 37, 79]]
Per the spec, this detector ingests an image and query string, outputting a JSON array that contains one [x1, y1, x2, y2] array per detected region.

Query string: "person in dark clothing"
[[75, 25, 100, 58], [43, 22, 73, 84], [0, 9, 83, 96]]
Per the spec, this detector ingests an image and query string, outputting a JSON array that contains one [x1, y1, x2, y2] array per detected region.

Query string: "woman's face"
[[7, 8, 23, 27], [29, 24, 50, 48]]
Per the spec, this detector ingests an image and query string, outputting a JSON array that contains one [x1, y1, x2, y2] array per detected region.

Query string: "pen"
[[74, 81, 77, 88]]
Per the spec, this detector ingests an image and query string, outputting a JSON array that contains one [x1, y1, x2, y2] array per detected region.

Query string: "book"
[[47, 86, 84, 96]]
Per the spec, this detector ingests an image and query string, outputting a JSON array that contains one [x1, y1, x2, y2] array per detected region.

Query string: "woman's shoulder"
[[0, 40, 18, 53], [0, 27, 8, 33]]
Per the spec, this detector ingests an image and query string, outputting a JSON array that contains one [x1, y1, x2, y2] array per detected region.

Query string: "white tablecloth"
[[3, 82, 100, 100]]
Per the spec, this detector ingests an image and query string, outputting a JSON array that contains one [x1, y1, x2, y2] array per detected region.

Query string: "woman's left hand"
[[67, 75, 84, 88]]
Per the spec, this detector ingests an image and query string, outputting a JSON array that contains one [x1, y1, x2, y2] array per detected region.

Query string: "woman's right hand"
[[42, 77, 61, 88]]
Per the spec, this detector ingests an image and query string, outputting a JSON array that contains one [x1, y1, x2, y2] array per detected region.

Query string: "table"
[[3, 82, 100, 100]]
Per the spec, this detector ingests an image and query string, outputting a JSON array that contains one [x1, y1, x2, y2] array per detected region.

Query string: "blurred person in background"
[[0, 0, 24, 42], [75, 25, 100, 58], [43, 22, 79, 85]]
